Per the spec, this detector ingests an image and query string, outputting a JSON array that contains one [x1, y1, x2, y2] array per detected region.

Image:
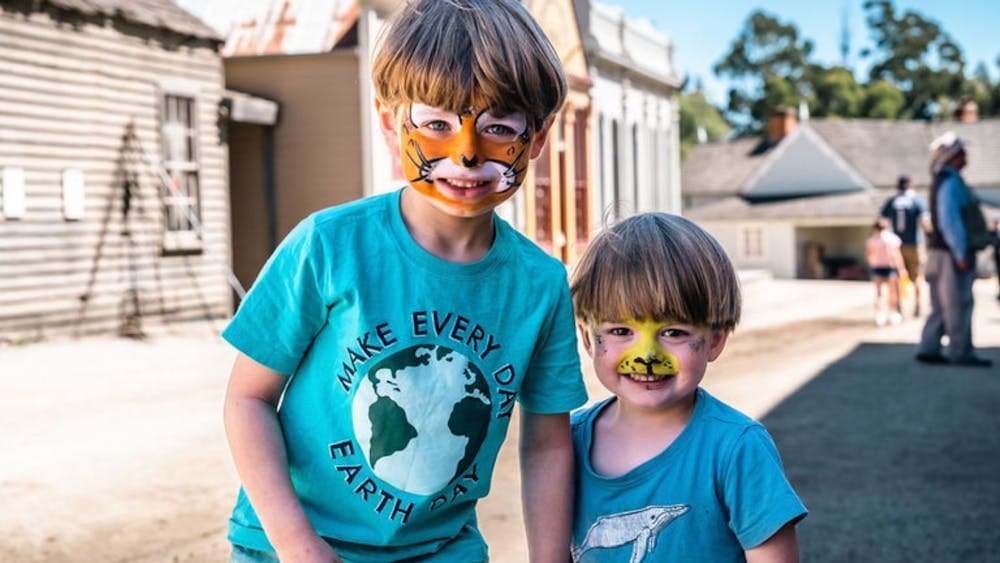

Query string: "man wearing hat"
[[880, 174, 929, 317], [915, 132, 992, 367]]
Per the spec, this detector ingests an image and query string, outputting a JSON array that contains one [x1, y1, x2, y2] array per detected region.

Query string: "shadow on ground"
[[762, 343, 1000, 563]]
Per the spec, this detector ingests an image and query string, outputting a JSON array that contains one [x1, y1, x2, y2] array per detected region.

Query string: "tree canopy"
[[679, 0, 1000, 147]]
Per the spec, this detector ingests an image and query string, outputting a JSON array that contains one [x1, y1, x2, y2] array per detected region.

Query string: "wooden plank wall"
[[0, 8, 233, 342]]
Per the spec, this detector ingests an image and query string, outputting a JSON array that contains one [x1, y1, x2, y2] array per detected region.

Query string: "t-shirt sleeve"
[[222, 217, 331, 375], [517, 281, 588, 414], [722, 425, 808, 550], [879, 198, 893, 218]]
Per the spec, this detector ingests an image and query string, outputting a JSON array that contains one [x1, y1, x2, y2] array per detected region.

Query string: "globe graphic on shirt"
[[351, 344, 493, 496]]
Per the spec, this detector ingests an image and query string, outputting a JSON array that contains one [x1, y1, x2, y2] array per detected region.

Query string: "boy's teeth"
[[626, 373, 668, 382], [450, 179, 485, 188]]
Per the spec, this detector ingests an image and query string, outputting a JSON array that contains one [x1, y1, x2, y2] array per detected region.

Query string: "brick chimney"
[[767, 107, 798, 143], [954, 97, 979, 123]]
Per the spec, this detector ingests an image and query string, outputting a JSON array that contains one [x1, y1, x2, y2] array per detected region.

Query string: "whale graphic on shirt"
[[572, 504, 689, 563]]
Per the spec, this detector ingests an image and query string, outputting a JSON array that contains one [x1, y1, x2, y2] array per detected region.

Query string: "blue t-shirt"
[[571, 389, 807, 562], [223, 189, 588, 562], [880, 190, 929, 246]]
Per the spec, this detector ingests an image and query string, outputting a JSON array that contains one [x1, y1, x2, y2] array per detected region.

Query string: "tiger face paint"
[[395, 102, 539, 217], [581, 318, 729, 414]]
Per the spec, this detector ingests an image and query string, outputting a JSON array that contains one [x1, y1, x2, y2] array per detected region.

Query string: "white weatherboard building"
[[575, 0, 684, 231]]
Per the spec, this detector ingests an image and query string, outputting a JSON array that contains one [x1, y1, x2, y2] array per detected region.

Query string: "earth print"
[[351, 344, 492, 495]]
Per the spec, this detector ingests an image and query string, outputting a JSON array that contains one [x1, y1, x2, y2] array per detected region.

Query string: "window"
[[160, 93, 202, 248], [740, 226, 765, 259], [610, 119, 620, 219]]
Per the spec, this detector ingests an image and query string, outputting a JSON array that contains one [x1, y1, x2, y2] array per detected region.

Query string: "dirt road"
[[2, 279, 996, 562]]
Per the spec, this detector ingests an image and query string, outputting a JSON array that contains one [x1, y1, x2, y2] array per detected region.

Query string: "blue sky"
[[613, 0, 1000, 106]]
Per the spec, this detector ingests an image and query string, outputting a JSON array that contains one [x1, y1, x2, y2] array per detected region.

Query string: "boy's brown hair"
[[571, 213, 742, 331], [371, 0, 566, 128]]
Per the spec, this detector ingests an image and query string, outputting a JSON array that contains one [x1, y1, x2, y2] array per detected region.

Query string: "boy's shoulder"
[[496, 217, 571, 278], [570, 397, 613, 432], [696, 388, 763, 436], [308, 191, 393, 230]]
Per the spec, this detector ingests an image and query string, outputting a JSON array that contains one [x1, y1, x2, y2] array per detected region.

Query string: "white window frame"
[[738, 225, 767, 261], [159, 83, 203, 254]]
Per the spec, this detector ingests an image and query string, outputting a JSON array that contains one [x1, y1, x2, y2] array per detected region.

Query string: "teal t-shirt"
[[223, 190, 588, 561], [571, 388, 807, 562]]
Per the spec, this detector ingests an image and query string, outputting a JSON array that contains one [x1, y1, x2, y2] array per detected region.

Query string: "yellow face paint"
[[614, 319, 680, 377]]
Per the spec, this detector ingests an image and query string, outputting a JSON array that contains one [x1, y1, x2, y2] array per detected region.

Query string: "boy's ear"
[[578, 322, 594, 357], [706, 329, 730, 362], [375, 98, 401, 151], [528, 115, 556, 160]]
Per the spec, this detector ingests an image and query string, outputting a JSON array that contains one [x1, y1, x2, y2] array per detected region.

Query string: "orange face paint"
[[398, 102, 535, 216]]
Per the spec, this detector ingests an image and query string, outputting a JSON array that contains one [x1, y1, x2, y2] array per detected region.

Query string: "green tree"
[[861, 0, 966, 119], [714, 10, 814, 131], [862, 79, 906, 118], [807, 65, 866, 117], [679, 88, 732, 159]]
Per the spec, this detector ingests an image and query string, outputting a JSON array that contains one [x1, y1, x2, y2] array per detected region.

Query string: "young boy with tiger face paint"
[[221, 1, 587, 562], [569, 213, 806, 563]]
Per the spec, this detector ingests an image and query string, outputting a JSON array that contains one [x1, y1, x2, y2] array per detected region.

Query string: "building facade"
[[0, 1, 235, 341], [575, 0, 684, 233]]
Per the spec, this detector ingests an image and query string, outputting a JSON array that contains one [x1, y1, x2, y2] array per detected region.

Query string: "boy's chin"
[[410, 185, 518, 218]]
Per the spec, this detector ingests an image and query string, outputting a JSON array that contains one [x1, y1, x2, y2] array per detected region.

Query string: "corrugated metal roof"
[[41, 0, 221, 41], [222, 0, 360, 56]]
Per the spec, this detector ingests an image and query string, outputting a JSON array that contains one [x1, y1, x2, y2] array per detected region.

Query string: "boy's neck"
[[605, 394, 696, 437], [399, 187, 497, 263]]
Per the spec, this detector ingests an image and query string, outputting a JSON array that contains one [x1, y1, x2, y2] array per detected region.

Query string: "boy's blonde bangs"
[[571, 214, 742, 330], [372, 0, 566, 125]]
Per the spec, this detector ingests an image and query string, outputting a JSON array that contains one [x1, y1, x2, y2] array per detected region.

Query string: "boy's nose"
[[452, 121, 482, 168], [631, 355, 677, 376]]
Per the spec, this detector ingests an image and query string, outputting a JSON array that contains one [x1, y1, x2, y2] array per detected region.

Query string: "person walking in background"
[[993, 216, 1000, 301], [915, 133, 993, 368], [866, 218, 907, 326], [880, 175, 930, 317]]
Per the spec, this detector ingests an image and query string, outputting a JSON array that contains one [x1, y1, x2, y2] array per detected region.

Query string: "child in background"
[[569, 212, 806, 562], [222, 1, 587, 561], [866, 217, 908, 326]]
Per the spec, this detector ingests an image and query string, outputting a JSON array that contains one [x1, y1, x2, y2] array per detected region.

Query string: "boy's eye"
[[608, 327, 632, 337], [661, 328, 689, 338], [423, 120, 451, 132], [482, 123, 517, 137]]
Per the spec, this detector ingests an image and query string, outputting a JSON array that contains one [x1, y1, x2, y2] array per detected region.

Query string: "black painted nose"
[[461, 154, 479, 167]]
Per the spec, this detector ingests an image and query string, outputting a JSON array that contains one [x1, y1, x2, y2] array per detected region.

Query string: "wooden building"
[[524, 0, 593, 264], [0, 0, 236, 341]]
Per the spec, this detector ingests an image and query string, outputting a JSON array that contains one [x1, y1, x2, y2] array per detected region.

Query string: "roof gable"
[[681, 137, 766, 196], [742, 125, 871, 198], [683, 118, 1000, 200]]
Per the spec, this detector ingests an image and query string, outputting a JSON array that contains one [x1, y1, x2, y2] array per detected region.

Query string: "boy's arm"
[[223, 353, 341, 563], [519, 410, 574, 563], [745, 522, 799, 563]]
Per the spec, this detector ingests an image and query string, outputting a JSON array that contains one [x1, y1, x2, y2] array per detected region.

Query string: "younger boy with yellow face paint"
[[221, 1, 587, 562], [569, 213, 806, 562]]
